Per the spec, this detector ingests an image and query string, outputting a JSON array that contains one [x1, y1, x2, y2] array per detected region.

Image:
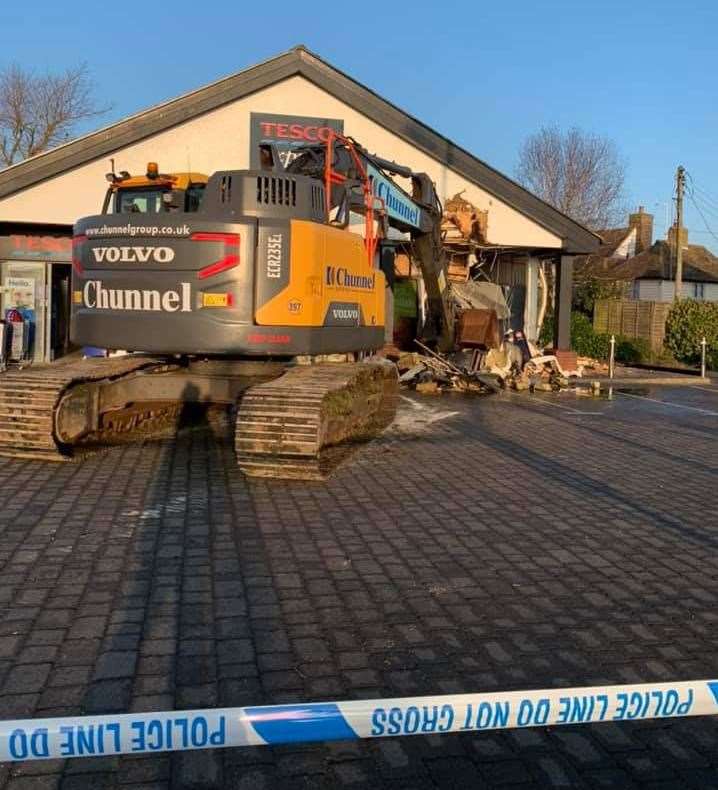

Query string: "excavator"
[[0, 133, 453, 479]]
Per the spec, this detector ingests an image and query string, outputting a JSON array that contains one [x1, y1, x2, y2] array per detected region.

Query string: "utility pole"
[[675, 165, 685, 300]]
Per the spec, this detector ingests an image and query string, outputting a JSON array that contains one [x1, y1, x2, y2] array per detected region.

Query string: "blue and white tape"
[[2, 679, 718, 762]]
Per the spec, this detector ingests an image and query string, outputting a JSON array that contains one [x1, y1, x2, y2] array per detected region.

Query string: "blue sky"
[[3, 0, 718, 249]]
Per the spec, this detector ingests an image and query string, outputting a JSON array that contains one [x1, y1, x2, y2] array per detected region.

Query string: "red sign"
[[259, 122, 336, 143], [11, 235, 71, 253], [250, 113, 344, 169], [0, 234, 72, 260]]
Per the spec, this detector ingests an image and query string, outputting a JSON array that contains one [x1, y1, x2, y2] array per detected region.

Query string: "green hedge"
[[571, 313, 610, 358], [665, 299, 718, 369], [541, 311, 670, 365], [569, 312, 656, 364]]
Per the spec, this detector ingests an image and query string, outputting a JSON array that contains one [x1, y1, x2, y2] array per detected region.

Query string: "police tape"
[[2, 679, 718, 762]]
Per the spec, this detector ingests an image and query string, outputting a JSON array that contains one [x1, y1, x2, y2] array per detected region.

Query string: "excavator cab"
[[102, 162, 208, 214]]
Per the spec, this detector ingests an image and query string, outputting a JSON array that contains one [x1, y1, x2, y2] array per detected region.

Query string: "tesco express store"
[[0, 46, 596, 365]]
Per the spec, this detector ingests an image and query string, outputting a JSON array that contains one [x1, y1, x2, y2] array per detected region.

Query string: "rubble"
[[393, 335, 577, 396], [441, 193, 488, 282], [577, 356, 609, 374], [393, 341, 501, 395], [388, 191, 581, 398]]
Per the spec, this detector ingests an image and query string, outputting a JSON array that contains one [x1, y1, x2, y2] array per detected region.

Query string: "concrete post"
[[553, 254, 573, 350], [524, 256, 540, 342]]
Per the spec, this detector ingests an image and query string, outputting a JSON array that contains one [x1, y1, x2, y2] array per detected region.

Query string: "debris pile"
[[577, 356, 609, 374], [395, 333, 576, 395], [389, 191, 580, 396], [395, 344, 500, 395]]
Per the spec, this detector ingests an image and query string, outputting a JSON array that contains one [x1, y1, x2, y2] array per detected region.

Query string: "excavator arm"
[[285, 135, 455, 351]]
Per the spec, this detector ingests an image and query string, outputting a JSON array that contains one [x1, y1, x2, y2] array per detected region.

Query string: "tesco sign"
[[250, 112, 344, 168], [258, 122, 335, 143]]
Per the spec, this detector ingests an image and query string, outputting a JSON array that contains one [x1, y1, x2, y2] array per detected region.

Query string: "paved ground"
[[1, 381, 718, 789]]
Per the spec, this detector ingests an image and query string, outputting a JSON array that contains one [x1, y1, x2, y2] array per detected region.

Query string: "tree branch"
[[0, 62, 110, 167]]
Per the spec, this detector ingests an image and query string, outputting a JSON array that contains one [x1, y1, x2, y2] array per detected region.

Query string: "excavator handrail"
[[301, 131, 455, 350]]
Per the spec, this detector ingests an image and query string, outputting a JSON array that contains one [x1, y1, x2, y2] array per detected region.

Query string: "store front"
[[0, 228, 73, 365]]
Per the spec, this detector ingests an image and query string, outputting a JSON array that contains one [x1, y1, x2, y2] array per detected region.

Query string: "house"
[[618, 226, 718, 301], [579, 207, 718, 301]]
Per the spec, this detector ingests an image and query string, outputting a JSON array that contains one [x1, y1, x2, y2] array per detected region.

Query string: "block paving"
[[0, 386, 718, 788]]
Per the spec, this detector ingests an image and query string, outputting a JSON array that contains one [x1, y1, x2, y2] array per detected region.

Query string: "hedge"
[[569, 312, 656, 364], [541, 311, 669, 365], [665, 299, 718, 369]]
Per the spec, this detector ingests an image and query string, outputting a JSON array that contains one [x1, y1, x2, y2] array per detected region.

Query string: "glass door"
[[0, 260, 48, 365]]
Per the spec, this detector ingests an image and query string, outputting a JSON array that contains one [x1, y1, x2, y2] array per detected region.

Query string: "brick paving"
[[1, 384, 718, 788]]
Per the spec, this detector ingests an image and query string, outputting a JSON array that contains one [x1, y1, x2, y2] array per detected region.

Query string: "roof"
[[611, 240, 718, 284], [574, 226, 633, 280], [596, 227, 632, 257], [0, 46, 599, 254]]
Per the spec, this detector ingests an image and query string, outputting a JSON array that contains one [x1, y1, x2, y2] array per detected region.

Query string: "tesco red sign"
[[250, 113, 344, 169], [259, 122, 335, 143], [0, 234, 72, 260]]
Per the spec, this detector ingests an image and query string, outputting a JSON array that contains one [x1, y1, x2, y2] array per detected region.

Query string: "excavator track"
[[235, 361, 398, 480], [0, 356, 163, 461]]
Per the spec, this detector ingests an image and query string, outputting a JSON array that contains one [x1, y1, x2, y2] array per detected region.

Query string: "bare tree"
[[0, 63, 107, 168], [516, 126, 626, 230]]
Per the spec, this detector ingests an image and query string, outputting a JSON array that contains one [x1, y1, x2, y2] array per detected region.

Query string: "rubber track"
[[235, 363, 393, 481], [0, 357, 161, 460]]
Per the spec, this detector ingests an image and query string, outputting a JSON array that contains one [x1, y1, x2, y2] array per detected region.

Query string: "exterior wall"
[[614, 227, 636, 259], [493, 253, 527, 335], [633, 279, 664, 301], [0, 77, 562, 249], [635, 279, 718, 301]]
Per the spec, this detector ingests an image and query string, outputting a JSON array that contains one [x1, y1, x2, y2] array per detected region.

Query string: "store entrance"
[[50, 263, 74, 360], [0, 260, 47, 365]]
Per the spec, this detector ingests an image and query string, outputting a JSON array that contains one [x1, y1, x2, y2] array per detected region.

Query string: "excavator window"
[[116, 188, 165, 214], [110, 184, 206, 214], [185, 184, 205, 211]]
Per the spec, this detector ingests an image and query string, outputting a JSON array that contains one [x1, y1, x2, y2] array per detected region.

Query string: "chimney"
[[629, 205, 653, 254], [667, 222, 688, 249]]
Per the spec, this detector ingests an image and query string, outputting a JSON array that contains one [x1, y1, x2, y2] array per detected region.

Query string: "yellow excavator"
[[0, 134, 452, 479]]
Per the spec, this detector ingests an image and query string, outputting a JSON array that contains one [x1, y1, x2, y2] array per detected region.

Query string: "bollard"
[[701, 337, 707, 379], [609, 335, 616, 380]]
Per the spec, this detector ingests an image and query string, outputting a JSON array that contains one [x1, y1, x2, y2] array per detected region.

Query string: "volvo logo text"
[[91, 246, 176, 264]]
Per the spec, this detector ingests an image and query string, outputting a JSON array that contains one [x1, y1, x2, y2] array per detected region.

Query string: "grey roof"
[[0, 46, 599, 254]]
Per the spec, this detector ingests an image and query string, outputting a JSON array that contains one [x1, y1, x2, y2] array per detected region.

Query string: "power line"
[[692, 186, 718, 210], [688, 195, 718, 223], [687, 190, 718, 246], [692, 181, 718, 205], [688, 186, 718, 216], [685, 173, 718, 211]]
